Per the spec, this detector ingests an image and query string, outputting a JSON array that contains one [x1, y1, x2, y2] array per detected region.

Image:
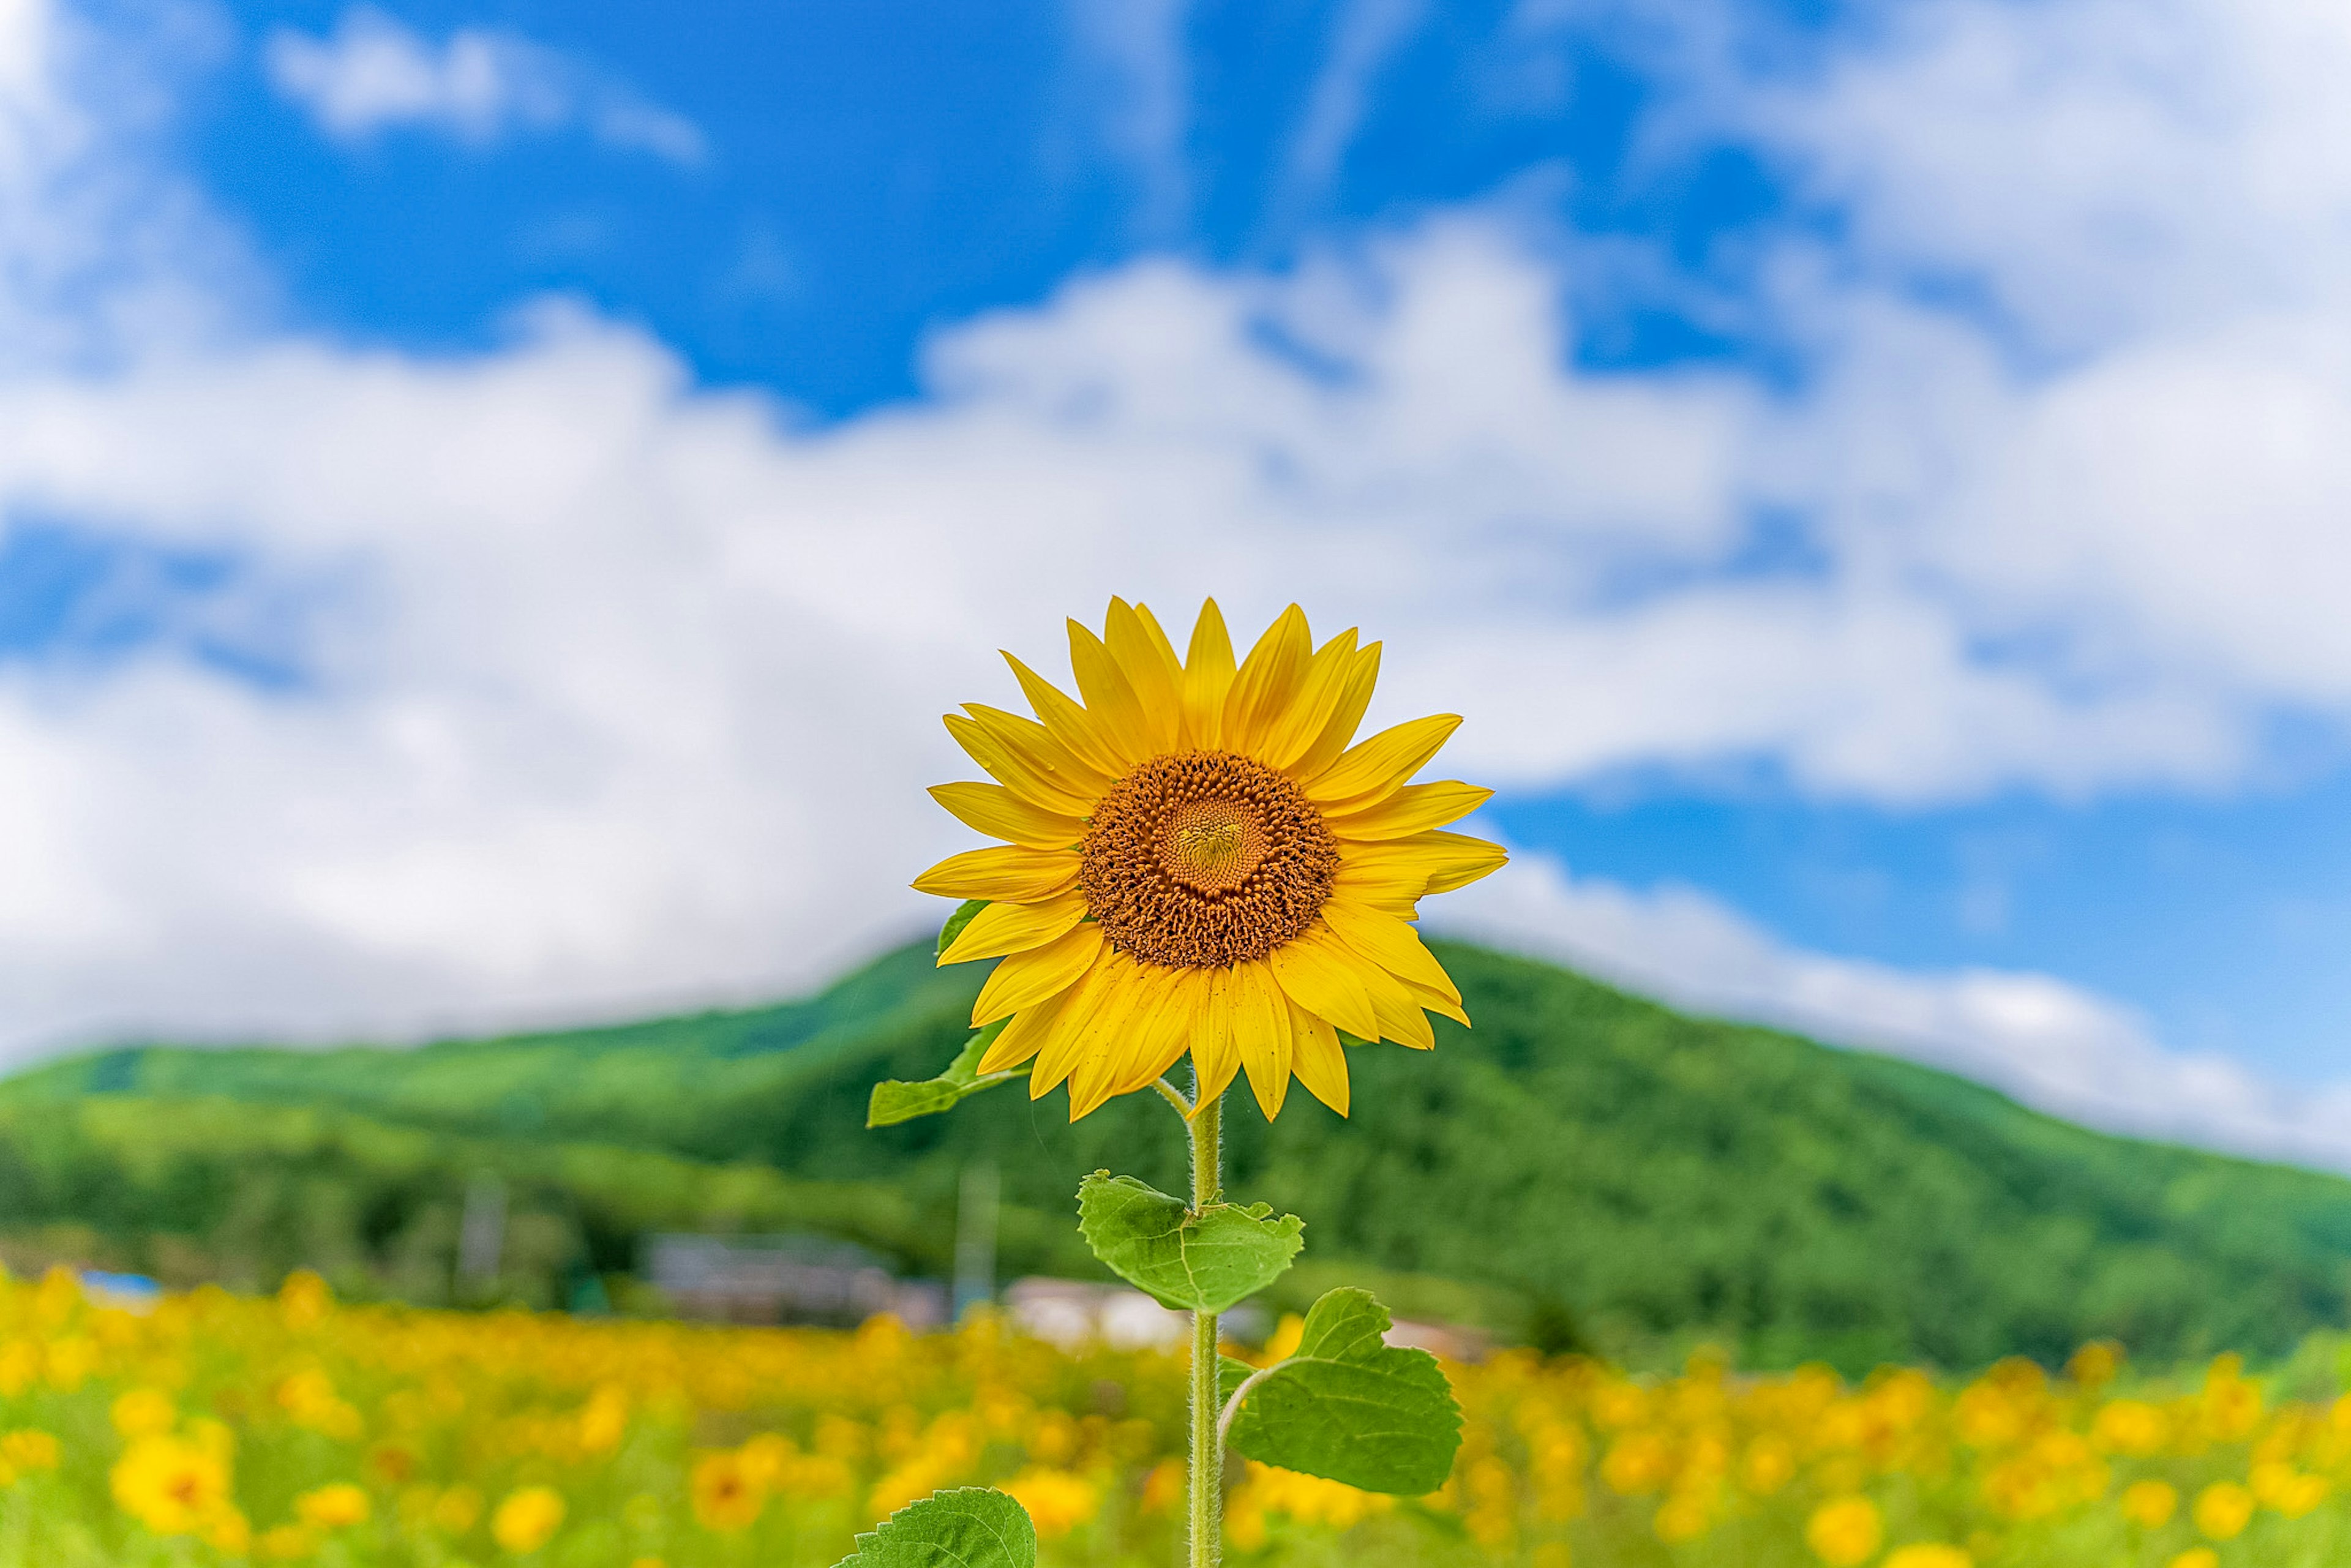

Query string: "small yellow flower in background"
[[258, 1522, 313, 1560], [277, 1269, 332, 1329], [689, 1450, 763, 1532], [577, 1385, 628, 1454], [1806, 1495, 1884, 1567], [2194, 1479, 2254, 1540], [1139, 1457, 1184, 1514], [919, 598, 1506, 1121], [1, 1429, 58, 1472], [203, 1505, 252, 1554], [1885, 1546, 1973, 1568], [1741, 1433, 1796, 1494], [111, 1433, 230, 1536], [110, 1387, 175, 1439], [2067, 1341, 2122, 1388], [492, 1485, 565, 1554], [1002, 1467, 1101, 1537], [2123, 1478, 2180, 1527], [629, 1558, 667, 1568], [1652, 1489, 1710, 1543], [2169, 1550, 2220, 1568], [296, 1482, 371, 1528], [2093, 1398, 2170, 1455], [432, 1484, 484, 1534]]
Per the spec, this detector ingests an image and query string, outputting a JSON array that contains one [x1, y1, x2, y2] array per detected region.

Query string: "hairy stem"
[[1187, 1077, 1223, 1568]]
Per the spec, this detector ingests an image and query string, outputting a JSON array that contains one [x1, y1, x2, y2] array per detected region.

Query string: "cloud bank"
[[264, 6, 704, 162], [0, 0, 2343, 1174]]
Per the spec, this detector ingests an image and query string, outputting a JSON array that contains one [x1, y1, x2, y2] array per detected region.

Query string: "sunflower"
[[915, 599, 1506, 1120]]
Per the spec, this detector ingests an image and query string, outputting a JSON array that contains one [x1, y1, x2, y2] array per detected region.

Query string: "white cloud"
[[264, 7, 704, 162], [1441, 850, 2351, 1174]]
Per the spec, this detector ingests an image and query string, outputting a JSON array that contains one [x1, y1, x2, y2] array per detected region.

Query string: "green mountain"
[[6, 939, 2350, 1374]]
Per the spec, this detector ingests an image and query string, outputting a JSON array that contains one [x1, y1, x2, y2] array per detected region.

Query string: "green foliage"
[[833, 1487, 1036, 1568], [1075, 1172, 1303, 1313], [1225, 1288, 1461, 1495], [866, 1022, 1024, 1128], [14, 938, 2351, 1370]]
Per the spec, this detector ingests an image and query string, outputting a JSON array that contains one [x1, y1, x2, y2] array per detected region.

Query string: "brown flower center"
[[1081, 750, 1338, 967]]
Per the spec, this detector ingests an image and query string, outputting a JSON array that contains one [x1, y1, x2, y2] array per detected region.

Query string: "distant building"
[[642, 1234, 946, 1330], [1004, 1278, 1197, 1349]]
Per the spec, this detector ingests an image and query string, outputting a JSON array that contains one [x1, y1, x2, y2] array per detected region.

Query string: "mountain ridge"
[[4, 938, 2348, 1373]]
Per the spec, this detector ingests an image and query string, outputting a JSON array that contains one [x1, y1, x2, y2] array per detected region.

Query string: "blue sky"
[[5, 0, 2351, 1164]]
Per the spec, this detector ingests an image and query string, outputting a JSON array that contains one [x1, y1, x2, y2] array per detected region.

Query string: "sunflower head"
[[915, 599, 1506, 1121]]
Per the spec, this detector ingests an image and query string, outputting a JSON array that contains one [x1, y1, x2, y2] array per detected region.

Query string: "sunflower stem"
[[1186, 1076, 1223, 1568]]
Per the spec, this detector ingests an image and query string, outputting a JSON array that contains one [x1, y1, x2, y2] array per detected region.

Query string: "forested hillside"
[[8, 939, 2351, 1373]]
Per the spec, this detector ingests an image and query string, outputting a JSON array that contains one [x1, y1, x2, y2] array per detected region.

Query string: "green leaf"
[[1224, 1288, 1462, 1495], [831, 1487, 1035, 1568], [1218, 1354, 1258, 1406], [866, 1021, 1022, 1128], [936, 899, 989, 961], [1075, 1172, 1303, 1313]]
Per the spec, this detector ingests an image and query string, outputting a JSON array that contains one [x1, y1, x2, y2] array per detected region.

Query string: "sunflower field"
[[0, 1267, 2347, 1568]]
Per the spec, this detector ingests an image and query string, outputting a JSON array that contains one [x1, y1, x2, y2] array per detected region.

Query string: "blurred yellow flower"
[[110, 1387, 176, 1439], [295, 1481, 372, 1528], [492, 1484, 566, 1554], [1885, 1546, 1973, 1568], [110, 1433, 230, 1536], [2122, 1478, 2178, 1527], [1002, 1467, 1101, 1537], [2194, 1479, 2254, 1540], [1806, 1495, 1884, 1567], [690, 1451, 763, 1532], [2168, 1550, 2219, 1568]]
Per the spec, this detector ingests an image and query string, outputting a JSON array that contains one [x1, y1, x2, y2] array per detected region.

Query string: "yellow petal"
[[976, 987, 1071, 1073], [1332, 847, 1432, 914], [1265, 929, 1380, 1046], [1005, 652, 1134, 780], [1182, 599, 1237, 749], [1286, 999, 1349, 1116], [1355, 959, 1437, 1049], [912, 846, 1081, 902], [943, 713, 1100, 818], [1030, 950, 1128, 1095], [928, 782, 1087, 852], [1256, 629, 1360, 771], [961, 703, 1115, 795], [1327, 781, 1494, 842], [1411, 830, 1510, 895], [1286, 643, 1383, 780], [1191, 964, 1242, 1108], [973, 921, 1104, 1027], [1303, 713, 1463, 806], [1068, 964, 1170, 1119], [1223, 605, 1313, 754], [1105, 598, 1183, 751], [939, 891, 1089, 966], [1115, 968, 1205, 1098], [1039, 952, 1149, 1107], [1231, 960, 1292, 1120], [1066, 620, 1155, 766], [1402, 975, 1471, 1029], [1321, 899, 1461, 1003]]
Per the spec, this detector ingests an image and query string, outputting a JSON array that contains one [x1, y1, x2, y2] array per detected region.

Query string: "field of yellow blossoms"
[[0, 1267, 2345, 1568]]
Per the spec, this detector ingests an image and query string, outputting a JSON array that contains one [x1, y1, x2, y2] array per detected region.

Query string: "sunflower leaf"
[[936, 899, 990, 961], [831, 1486, 1035, 1568], [866, 1021, 1021, 1128], [1218, 1354, 1259, 1406], [1224, 1287, 1463, 1494], [1074, 1172, 1303, 1313]]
